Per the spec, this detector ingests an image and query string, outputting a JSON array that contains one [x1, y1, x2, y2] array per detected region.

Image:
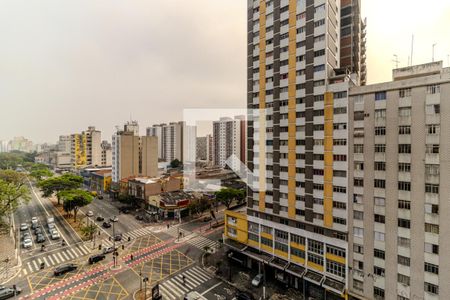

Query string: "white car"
[[20, 223, 28, 231], [48, 223, 56, 232], [47, 217, 55, 224], [31, 217, 38, 223], [86, 211, 94, 217], [251, 274, 263, 287], [23, 238, 33, 248], [110, 216, 118, 222], [50, 230, 60, 240]]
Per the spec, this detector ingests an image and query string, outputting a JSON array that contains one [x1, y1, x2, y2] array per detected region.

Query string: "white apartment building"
[[212, 116, 246, 169]]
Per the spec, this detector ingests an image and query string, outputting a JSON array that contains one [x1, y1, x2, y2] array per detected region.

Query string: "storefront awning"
[[223, 238, 247, 251], [269, 257, 289, 271], [242, 247, 274, 263], [286, 263, 306, 278], [322, 277, 346, 295], [303, 270, 324, 286]]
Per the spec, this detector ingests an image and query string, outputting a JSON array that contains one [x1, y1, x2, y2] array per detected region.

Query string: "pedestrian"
[[130, 254, 134, 261], [182, 274, 186, 285]]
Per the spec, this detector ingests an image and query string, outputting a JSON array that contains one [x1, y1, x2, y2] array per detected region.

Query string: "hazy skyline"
[[1, 0, 449, 144]]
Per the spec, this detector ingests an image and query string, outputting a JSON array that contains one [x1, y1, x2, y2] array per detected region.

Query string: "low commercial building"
[[90, 169, 112, 195]]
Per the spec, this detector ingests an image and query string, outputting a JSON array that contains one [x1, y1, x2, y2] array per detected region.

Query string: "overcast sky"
[[0, 0, 449, 143]]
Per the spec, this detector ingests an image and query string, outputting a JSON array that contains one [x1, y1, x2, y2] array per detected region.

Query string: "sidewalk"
[[0, 227, 20, 284]]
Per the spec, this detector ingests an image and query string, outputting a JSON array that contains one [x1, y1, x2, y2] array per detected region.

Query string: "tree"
[[59, 189, 93, 221], [214, 188, 245, 209], [30, 167, 53, 182], [0, 170, 30, 222], [170, 159, 181, 168], [80, 224, 97, 241], [38, 174, 83, 204]]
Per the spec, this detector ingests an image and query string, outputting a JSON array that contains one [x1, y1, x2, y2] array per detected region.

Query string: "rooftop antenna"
[[410, 35, 414, 66], [432, 43, 437, 62], [392, 54, 400, 68]]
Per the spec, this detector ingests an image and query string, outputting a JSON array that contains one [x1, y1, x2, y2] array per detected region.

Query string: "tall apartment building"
[[224, 1, 365, 299], [70, 126, 102, 168], [147, 124, 164, 160], [112, 123, 158, 183], [212, 116, 246, 168], [196, 136, 207, 161], [339, 0, 366, 85], [57, 135, 71, 153], [206, 134, 214, 164], [147, 122, 197, 163], [101, 141, 112, 167], [8, 136, 34, 153], [346, 62, 450, 300]]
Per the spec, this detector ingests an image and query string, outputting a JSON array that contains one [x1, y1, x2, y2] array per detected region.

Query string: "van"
[[88, 254, 106, 264]]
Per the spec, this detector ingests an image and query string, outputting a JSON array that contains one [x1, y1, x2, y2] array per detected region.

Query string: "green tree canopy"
[[0, 151, 37, 170], [80, 224, 97, 241], [38, 174, 83, 204], [214, 188, 245, 209], [0, 170, 30, 219], [59, 189, 93, 221], [30, 167, 53, 182]]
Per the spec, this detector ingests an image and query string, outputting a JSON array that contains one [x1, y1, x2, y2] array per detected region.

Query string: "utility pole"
[[392, 54, 400, 68], [112, 218, 116, 267]]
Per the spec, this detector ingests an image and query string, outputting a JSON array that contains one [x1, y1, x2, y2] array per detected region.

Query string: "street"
[[6, 190, 240, 300]]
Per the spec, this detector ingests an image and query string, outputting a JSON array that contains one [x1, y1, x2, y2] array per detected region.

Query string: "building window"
[[353, 227, 364, 237], [399, 107, 411, 117], [398, 144, 411, 153], [374, 287, 385, 300], [425, 223, 439, 234], [425, 144, 439, 154], [375, 127, 386, 135], [398, 274, 410, 286], [398, 200, 411, 210], [398, 181, 411, 191], [398, 163, 411, 173], [426, 84, 440, 94], [374, 179, 385, 189], [426, 104, 440, 114], [354, 178, 364, 187], [398, 255, 410, 266], [354, 144, 364, 153], [424, 262, 439, 275], [374, 197, 385, 206], [314, 19, 325, 27], [326, 261, 346, 278], [398, 236, 410, 248], [374, 144, 386, 153], [398, 126, 411, 135], [275, 242, 288, 253], [425, 183, 439, 194], [308, 253, 324, 266], [374, 249, 385, 259], [353, 279, 364, 292], [308, 240, 324, 255], [374, 161, 386, 171], [261, 237, 273, 247], [374, 214, 385, 224], [424, 243, 439, 254], [290, 247, 305, 258], [374, 231, 385, 241], [353, 244, 364, 254], [248, 233, 259, 242], [375, 109, 386, 118], [427, 124, 440, 135], [375, 91, 387, 101], [398, 218, 411, 229], [374, 266, 385, 277], [354, 111, 365, 121], [353, 210, 364, 220], [227, 227, 237, 237], [291, 234, 305, 245], [425, 203, 439, 214], [399, 88, 411, 98], [424, 282, 439, 295]]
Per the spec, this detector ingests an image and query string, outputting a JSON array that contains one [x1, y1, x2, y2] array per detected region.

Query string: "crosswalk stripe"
[[37, 258, 42, 265], [47, 255, 55, 265], [42, 257, 50, 266], [174, 275, 196, 289], [180, 271, 203, 286], [69, 248, 78, 258], [53, 253, 60, 263], [62, 251, 70, 260], [159, 284, 177, 300], [32, 260, 38, 270], [192, 266, 212, 280], [74, 247, 84, 256], [164, 278, 187, 296], [23, 269, 28, 276], [185, 268, 209, 283], [57, 252, 64, 261], [81, 245, 90, 254]]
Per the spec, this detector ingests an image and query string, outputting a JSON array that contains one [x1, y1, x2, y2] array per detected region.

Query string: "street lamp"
[[143, 277, 149, 300], [112, 217, 116, 267]]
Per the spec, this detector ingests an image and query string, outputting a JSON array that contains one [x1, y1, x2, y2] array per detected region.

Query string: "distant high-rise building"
[[112, 122, 158, 183], [196, 137, 207, 161], [8, 137, 33, 153], [212, 116, 245, 168], [57, 135, 71, 153], [147, 121, 196, 163], [101, 141, 112, 167], [70, 126, 102, 168], [0, 141, 8, 153], [206, 134, 213, 164], [146, 124, 164, 160]]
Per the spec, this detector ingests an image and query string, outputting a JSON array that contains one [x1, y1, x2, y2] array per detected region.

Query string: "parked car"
[[251, 274, 263, 287], [22, 232, 31, 240], [19, 223, 28, 231], [53, 264, 77, 276], [113, 233, 122, 241], [119, 207, 130, 214], [135, 215, 144, 221], [102, 222, 112, 228], [103, 246, 117, 254], [31, 217, 38, 229], [34, 227, 42, 235], [50, 230, 60, 240], [23, 238, 33, 249], [0, 285, 21, 300], [110, 216, 118, 222], [96, 215, 104, 221], [47, 217, 55, 224], [86, 211, 94, 217], [36, 234, 46, 243], [48, 223, 56, 232], [234, 291, 255, 300], [88, 254, 105, 264]]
